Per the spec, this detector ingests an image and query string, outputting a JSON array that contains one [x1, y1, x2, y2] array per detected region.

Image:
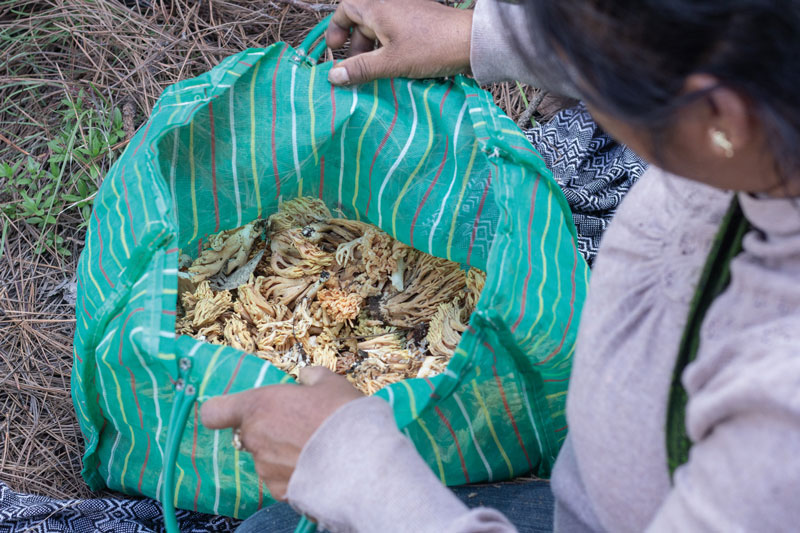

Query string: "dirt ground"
[[0, 0, 548, 501]]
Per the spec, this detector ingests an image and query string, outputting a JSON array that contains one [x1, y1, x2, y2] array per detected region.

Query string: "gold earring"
[[710, 129, 734, 158]]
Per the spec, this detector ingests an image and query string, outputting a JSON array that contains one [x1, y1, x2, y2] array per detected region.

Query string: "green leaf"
[[92, 136, 102, 156], [0, 162, 13, 178], [26, 216, 43, 225]]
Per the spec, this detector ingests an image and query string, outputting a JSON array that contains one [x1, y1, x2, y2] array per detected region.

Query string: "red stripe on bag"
[[424, 378, 470, 483], [93, 210, 115, 288], [510, 144, 545, 163], [482, 339, 534, 471], [120, 168, 138, 246], [223, 353, 246, 395], [120, 308, 146, 429], [133, 120, 152, 156], [319, 156, 325, 198], [366, 79, 398, 216], [511, 176, 541, 332], [440, 83, 452, 117], [208, 100, 220, 232], [410, 136, 448, 248], [435, 405, 471, 483], [78, 279, 93, 320], [138, 433, 151, 493], [467, 169, 492, 266], [536, 245, 578, 366], [330, 62, 337, 136], [270, 45, 289, 199]]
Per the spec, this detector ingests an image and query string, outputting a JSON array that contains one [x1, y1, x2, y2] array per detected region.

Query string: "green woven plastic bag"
[[72, 19, 588, 520]]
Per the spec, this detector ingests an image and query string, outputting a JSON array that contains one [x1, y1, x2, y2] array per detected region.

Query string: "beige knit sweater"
[[283, 2, 800, 531]]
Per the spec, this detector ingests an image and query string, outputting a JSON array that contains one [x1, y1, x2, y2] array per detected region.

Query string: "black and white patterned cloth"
[[527, 103, 648, 265], [0, 480, 239, 533]]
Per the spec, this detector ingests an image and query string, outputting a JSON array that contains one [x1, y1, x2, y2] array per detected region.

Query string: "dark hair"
[[514, 0, 800, 181]]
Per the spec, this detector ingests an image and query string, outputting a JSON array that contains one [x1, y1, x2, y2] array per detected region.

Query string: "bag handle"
[[296, 14, 333, 65], [163, 367, 198, 533]]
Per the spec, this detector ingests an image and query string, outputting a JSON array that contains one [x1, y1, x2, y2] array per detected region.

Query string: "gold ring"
[[232, 428, 245, 451]]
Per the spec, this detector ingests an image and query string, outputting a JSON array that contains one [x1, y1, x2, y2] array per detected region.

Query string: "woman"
[[202, 0, 800, 531]]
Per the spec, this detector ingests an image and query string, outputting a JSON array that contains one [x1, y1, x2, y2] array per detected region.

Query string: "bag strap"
[[296, 14, 333, 64], [665, 195, 751, 479]]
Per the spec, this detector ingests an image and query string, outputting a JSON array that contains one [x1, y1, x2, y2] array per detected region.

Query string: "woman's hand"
[[200, 366, 363, 500], [325, 0, 473, 86]]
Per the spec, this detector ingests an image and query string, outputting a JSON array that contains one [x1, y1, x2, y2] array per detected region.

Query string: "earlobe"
[[684, 73, 752, 156], [709, 129, 735, 158]]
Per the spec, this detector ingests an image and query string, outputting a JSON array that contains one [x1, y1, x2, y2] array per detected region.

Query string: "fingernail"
[[329, 67, 350, 85]]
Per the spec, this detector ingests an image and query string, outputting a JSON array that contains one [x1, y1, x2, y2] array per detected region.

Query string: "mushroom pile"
[[176, 197, 485, 395]]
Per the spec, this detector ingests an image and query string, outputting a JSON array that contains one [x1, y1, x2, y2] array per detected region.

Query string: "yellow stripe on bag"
[[417, 417, 446, 483], [100, 193, 123, 272], [352, 81, 380, 220], [392, 83, 436, 237], [134, 162, 151, 227], [529, 213, 564, 351], [308, 65, 318, 166], [472, 379, 514, 477], [522, 193, 553, 344], [233, 447, 242, 519], [174, 462, 186, 507], [121, 429, 136, 494], [110, 177, 130, 259], [198, 346, 225, 397], [446, 139, 479, 260], [84, 229, 104, 301], [100, 340, 131, 491], [400, 379, 417, 419], [250, 60, 262, 217], [189, 121, 199, 243]]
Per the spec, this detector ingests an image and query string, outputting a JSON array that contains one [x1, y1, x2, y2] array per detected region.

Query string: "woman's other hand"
[[200, 366, 363, 500], [326, 0, 473, 86]]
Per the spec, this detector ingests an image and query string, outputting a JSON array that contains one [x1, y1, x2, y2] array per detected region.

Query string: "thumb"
[[297, 365, 337, 386], [328, 48, 395, 86]]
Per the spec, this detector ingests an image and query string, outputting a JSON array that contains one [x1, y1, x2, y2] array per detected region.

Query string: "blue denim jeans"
[[236, 479, 553, 532]]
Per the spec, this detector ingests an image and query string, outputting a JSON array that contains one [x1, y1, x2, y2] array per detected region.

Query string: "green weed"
[[0, 89, 126, 256]]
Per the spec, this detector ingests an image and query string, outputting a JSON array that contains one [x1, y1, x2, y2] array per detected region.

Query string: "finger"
[[328, 1, 367, 49], [328, 47, 393, 86], [325, 19, 351, 50], [297, 365, 336, 386], [200, 394, 247, 429], [348, 26, 376, 57]]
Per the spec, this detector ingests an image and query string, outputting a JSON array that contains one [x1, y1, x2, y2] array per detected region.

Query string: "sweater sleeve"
[[470, 0, 580, 98], [646, 337, 800, 531], [286, 396, 517, 533], [645, 413, 800, 532]]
